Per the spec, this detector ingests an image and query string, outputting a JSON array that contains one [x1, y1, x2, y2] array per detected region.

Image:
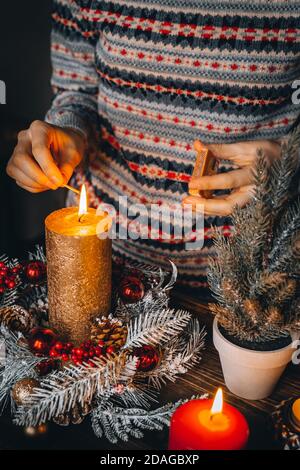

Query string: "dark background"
[[0, 0, 65, 257]]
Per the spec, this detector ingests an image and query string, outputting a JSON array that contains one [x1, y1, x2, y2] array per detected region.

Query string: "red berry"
[[83, 340, 92, 350], [75, 348, 83, 357], [106, 346, 115, 355], [0, 267, 8, 276], [83, 351, 89, 360], [54, 341, 63, 351], [98, 340, 104, 347], [66, 342, 73, 351], [50, 348, 59, 358], [11, 265, 21, 274], [89, 349, 95, 357], [0, 262, 6, 269], [6, 280, 16, 289], [0, 286, 5, 295], [94, 346, 102, 357], [61, 353, 69, 361]]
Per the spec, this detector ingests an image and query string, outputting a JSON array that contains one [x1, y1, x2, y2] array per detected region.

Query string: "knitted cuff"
[[45, 111, 89, 140]]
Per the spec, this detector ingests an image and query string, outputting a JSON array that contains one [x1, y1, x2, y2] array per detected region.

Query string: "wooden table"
[[0, 293, 299, 450]]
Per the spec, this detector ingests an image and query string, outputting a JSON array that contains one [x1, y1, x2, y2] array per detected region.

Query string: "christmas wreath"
[[0, 248, 206, 443]]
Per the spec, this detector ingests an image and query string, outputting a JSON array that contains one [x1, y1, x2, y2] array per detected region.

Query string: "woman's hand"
[[6, 120, 85, 193], [182, 139, 281, 216]]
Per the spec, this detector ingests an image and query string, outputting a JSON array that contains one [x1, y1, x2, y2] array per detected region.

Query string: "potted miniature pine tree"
[[208, 129, 300, 400]]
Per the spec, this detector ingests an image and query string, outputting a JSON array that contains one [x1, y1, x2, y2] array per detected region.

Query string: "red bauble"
[[132, 345, 160, 372], [24, 261, 46, 284], [119, 276, 145, 303], [36, 359, 58, 376], [28, 327, 58, 356]]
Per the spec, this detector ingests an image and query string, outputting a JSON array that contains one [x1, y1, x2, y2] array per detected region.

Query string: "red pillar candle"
[[169, 388, 249, 450]]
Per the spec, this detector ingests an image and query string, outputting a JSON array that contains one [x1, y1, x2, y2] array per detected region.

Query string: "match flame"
[[211, 388, 223, 415], [78, 184, 88, 217]]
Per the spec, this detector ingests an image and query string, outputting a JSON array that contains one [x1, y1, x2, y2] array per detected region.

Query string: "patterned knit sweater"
[[46, 0, 300, 291]]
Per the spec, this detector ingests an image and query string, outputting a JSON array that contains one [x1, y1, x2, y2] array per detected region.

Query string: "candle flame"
[[211, 388, 223, 415], [78, 184, 88, 217]]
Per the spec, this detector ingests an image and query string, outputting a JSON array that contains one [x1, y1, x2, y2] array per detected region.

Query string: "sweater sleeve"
[[45, 0, 98, 140]]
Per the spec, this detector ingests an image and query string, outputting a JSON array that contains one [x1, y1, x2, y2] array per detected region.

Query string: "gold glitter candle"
[[45, 187, 112, 343]]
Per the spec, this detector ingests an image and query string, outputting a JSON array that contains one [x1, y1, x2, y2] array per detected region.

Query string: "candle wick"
[[78, 214, 85, 223]]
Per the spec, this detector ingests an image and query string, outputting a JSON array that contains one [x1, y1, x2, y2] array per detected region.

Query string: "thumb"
[[56, 128, 85, 184]]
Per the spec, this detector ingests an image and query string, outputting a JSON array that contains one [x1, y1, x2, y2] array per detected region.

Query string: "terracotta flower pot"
[[213, 318, 298, 400]]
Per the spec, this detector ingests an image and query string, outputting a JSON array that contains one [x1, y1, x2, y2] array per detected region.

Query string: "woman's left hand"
[[182, 139, 281, 216]]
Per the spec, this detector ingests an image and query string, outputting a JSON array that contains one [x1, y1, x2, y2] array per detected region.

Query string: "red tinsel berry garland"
[[0, 262, 22, 295], [47, 339, 114, 367]]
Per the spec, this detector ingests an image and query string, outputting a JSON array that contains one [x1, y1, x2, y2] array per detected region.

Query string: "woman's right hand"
[[6, 120, 85, 193]]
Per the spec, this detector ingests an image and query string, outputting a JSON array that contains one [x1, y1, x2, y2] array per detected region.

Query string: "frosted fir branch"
[[270, 129, 300, 211], [13, 353, 137, 427], [269, 199, 300, 268], [209, 228, 249, 300], [100, 381, 158, 410], [21, 246, 48, 310], [0, 256, 20, 308], [145, 320, 206, 389], [0, 357, 40, 413], [124, 308, 191, 349], [269, 245, 300, 275], [250, 271, 288, 299], [206, 256, 225, 305], [28, 245, 46, 263], [0, 328, 42, 412], [91, 394, 207, 444], [114, 288, 170, 324]]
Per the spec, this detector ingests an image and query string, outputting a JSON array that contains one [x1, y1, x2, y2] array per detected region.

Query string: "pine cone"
[[53, 402, 91, 426], [90, 316, 127, 350], [0, 305, 35, 333]]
